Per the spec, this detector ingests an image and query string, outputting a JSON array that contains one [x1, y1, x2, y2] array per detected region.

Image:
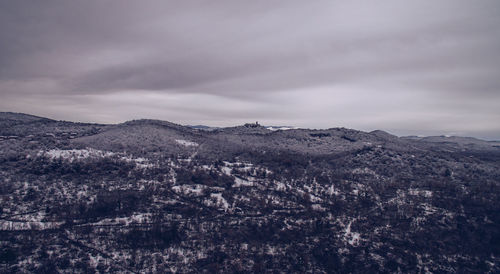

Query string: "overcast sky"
[[1, 1, 499, 139]]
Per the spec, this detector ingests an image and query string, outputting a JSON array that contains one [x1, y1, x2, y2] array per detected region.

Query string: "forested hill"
[[1, 112, 499, 273]]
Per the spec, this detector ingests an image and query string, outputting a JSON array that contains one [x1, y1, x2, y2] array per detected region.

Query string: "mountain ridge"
[[2, 111, 497, 142]]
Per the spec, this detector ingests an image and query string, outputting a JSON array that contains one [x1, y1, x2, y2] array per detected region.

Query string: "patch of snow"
[[172, 184, 206, 196], [39, 148, 115, 162], [88, 254, 104, 268], [309, 193, 323, 203], [351, 167, 377, 176], [132, 157, 155, 169], [221, 166, 232, 175], [266, 245, 277, 255], [274, 181, 287, 191], [175, 139, 199, 147], [409, 189, 433, 198], [311, 204, 326, 211], [421, 203, 438, 216], [119, 155, 156, 169], [0, 220, 63, 230], [210, 193, 229, 211], [328, 184, 340, 195], [266, 126, 298, 131], [233, 177, 254, 187], [93, 213, 152, 226], [343, 220, 361, 246], [349, 232, 361, 245], [39, 148, 156, 169]]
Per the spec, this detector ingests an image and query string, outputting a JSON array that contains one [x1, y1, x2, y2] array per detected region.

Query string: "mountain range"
[[0, 112, 499, 273]]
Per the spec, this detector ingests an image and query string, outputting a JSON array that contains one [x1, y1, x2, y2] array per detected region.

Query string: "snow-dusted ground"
[[37, 148, 157, 169], [266, 126, 299, 131], [409, 189, 433, 198], [0, 220, 63, 230], [38, 148, 115, 162], [233, 177, 254, 187], [175, 139, 199, 147], [344, 220, 361, 246], [172, 184, 206, 196], [92, 213, 152, 226], [208, 193, 230, 211]]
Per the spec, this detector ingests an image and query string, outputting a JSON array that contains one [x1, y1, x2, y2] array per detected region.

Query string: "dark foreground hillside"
[[1, 112, 499, 273]]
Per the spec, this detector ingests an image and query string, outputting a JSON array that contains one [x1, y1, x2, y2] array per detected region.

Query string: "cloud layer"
[[1, 0, 499, 139]]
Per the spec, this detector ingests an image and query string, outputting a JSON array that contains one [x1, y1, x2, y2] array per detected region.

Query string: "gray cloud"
[[1, 0, 500, 139]]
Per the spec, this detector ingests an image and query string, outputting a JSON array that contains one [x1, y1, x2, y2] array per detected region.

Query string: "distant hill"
[[0, 112, 50, 122], [186, 124, 219, 131]]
